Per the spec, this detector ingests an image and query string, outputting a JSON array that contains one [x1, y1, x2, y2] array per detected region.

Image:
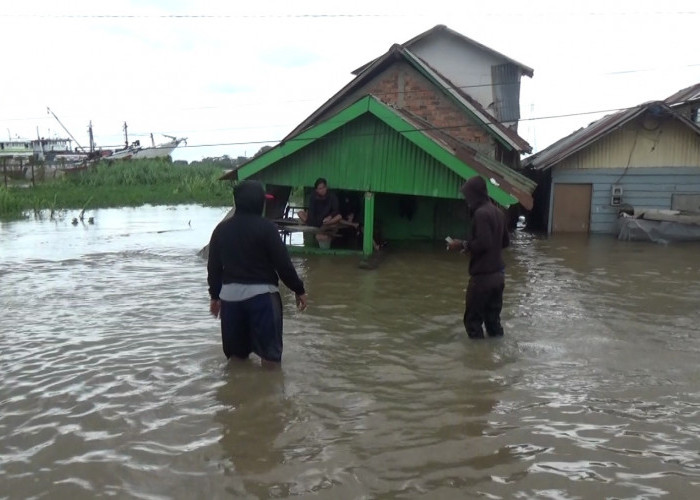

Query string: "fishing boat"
[[106, 122, 186, 160], [0, 137, 90, 166], [1, 137, 71, 159], [2, 111, 186, 170]]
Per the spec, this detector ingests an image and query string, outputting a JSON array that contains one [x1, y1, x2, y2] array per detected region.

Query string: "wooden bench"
[[273, 204, 361, 245]]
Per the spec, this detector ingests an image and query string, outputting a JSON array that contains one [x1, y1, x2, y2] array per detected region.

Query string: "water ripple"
[[2, 209, 700, 497]]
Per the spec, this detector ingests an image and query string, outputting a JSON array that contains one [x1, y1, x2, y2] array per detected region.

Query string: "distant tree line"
[[181, 146, 273, 168]]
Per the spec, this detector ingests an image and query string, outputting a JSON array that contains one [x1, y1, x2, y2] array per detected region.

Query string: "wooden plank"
[[272, 219, 341, 235]]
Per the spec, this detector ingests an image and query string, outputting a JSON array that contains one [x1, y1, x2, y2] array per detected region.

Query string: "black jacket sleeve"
[[207, 226, 223, 300], [265, 224, 306, 295]]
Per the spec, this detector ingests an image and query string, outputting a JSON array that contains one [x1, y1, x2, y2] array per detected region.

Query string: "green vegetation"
[[0, 158, 236, 220], [0, 185, 26, 219]]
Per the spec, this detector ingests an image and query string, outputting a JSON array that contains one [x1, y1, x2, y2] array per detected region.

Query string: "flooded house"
[[222, 25, 537, 256], [523, 83, 700, 240]]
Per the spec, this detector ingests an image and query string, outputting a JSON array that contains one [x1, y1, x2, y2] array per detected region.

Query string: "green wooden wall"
[[249, 114, 466, 200]]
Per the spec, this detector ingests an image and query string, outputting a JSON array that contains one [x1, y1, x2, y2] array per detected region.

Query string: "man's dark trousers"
[[463, 271, 505, 338]]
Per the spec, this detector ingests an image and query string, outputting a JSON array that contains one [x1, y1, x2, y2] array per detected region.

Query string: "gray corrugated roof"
[[522, 101, 700, 171], [664, 82, 700, 105]]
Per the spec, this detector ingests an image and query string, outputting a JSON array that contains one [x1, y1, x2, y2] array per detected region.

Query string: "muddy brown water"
[[1, 205, 699, 499]]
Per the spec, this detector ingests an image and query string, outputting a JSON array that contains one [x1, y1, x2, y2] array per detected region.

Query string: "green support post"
[[363, 191, 375, 256]]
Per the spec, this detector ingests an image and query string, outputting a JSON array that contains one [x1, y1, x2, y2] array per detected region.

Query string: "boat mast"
[[123, 122, 129, 148], [36, 126, 45, 160], [88, 121, 95, 152], [46, 107, 85, 152]]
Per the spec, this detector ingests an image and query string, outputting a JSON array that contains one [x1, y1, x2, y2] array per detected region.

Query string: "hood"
[[460, 176, 489, 210], [233, 180, 265, 215]]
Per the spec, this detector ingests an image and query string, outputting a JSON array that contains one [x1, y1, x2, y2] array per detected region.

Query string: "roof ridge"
[[524, 101, 700, 171]]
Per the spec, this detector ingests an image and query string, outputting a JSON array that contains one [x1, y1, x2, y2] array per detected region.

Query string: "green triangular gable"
[[233, 95, 518, 207]]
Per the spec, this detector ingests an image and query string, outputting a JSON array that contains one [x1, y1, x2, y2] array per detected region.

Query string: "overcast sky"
[[1, 0, 698, 162]]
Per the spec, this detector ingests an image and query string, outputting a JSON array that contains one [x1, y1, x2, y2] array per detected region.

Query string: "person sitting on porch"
[[337, 190, 386, 251], [338, 190, 362, 229], [297, 178, 343, 247], [334, 190, 362, 248]]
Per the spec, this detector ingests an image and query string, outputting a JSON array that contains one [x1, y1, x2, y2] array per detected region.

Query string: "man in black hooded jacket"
[[207, 180, 307, 366], [448, 176, 510, 338]]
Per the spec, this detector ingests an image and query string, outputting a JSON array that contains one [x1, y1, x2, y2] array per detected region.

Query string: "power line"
[[519, 107, 626, 122], [0, 102, 661, 144], [143, 105, 632, 151], [4, 56, 698, 124], [8, 100, 666, 156], [0, 11, 697, 19], [152, 106, 630, 139], [0, 13, 404, 19], [3, 64, 697, 128], [80, 104, 630, 146]]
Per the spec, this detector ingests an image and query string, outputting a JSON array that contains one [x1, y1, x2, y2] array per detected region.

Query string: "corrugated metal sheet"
[[226, 95, 536, 208], [524, 102, 700, 171], [556, 119, 700, 170], [404, 50, 531, 153], [665, 83, 700, 123], [250, 115, 468, 198], [391, 106, 536, 207], [664, 83, 700, 105], [551, 167, 700, 234], [524, 107, 646, 171], [351, 24, 534, 77], [285, 44, 531, 154], [491, 63, 521, 123]]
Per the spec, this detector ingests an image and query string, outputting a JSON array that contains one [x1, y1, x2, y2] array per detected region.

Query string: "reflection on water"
[[2, 206, 700, 498], [215, 365, 289, 497]]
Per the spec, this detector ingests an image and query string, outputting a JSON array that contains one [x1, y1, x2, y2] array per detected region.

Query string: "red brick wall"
[[361, 63, 494, 151], [318, 61, 497, 156]]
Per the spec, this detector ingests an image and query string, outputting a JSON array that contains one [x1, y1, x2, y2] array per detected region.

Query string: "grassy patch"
[[0, 159, 235, 220], [0, 186, 25, 219]]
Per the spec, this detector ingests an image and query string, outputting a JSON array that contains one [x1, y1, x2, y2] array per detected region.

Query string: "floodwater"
[[2, 205, 700, 499]]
